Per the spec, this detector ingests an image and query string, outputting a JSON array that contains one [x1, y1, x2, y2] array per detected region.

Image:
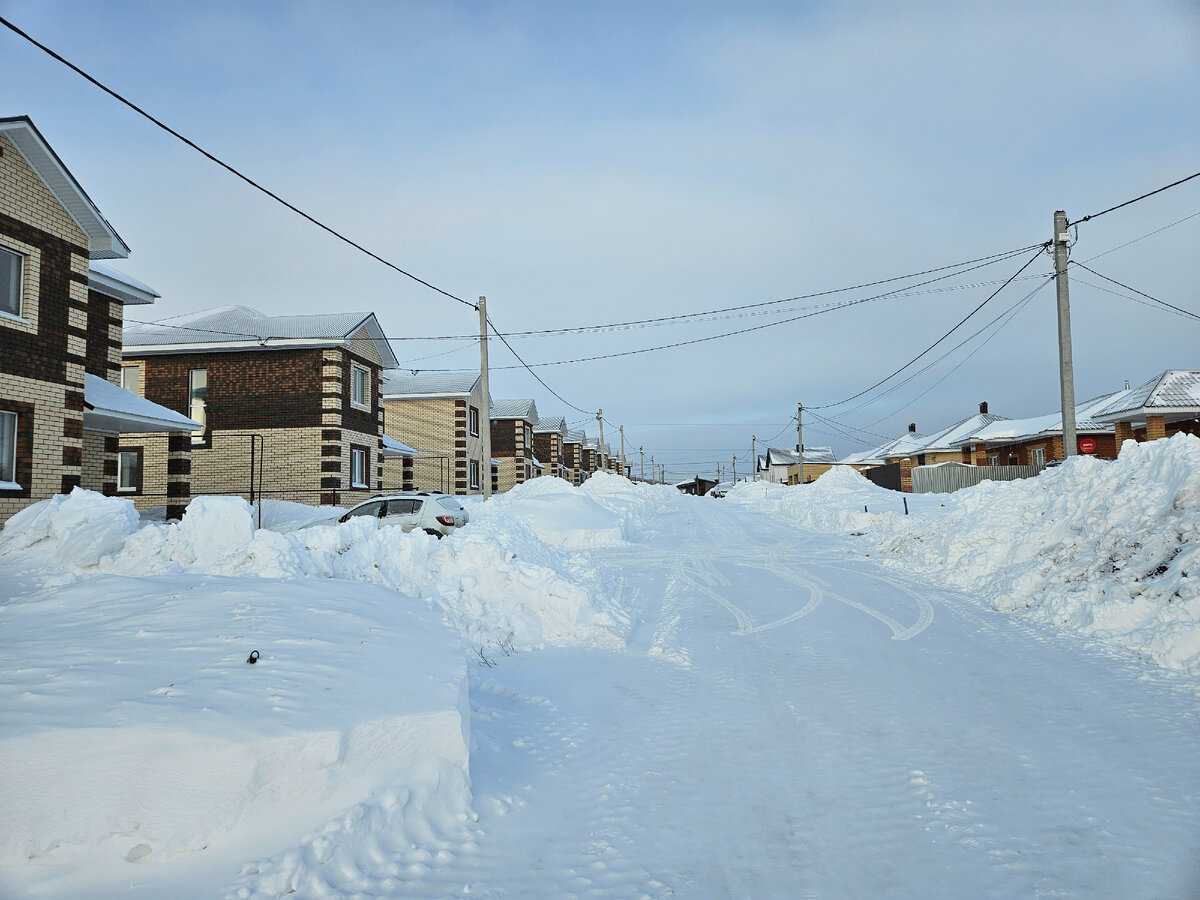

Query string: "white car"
[[334, 491, 470, 538], [707, 482, 734, 498]]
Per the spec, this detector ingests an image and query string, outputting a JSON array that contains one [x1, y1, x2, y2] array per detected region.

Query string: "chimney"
[[979, 401, 989, 415], [908, 423, 916, 433]]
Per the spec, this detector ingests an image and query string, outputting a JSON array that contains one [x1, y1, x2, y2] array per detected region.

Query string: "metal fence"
[[863, 462, 902, 492], [911, 462, 1044, 494]]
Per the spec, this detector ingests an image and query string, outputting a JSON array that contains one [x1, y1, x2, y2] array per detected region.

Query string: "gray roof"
[[491, 398, 538, 420], [0, 116, 129, 259], [912, 412, 1007, 453], [534, 416, 567, 434], [126, 306, 398, 366], [89, 263, 159, 306], [1093, 370, 1200, 421], [564, 429, 586, 445], [766, 446, 836, 466], [839, 429, 927, 465], [382, 370, 480, 398], [969, 390, 1129, 444]]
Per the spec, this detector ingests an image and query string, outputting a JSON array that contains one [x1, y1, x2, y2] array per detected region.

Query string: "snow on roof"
[[382, 371, 480, 399], [970, 390, 1129, 444], [83, 373, 201, 434], [839, 429, 927, 465], [1093, 370, 1200, 421], [88, 263, 160, 305], [126, 306, 397, 366], [564, 429, 586, 444], [767, 446, 835, 466], [491, 398, 538, 420], [911, 412, 1007, 453], [0, 116, 130, 259], [381, 435, 417, 457], [534, 416, 567, 434]]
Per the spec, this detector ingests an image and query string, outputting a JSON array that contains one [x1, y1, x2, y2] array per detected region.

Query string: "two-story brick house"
[[1, 116, 197, 525], [490, 398, 538, 493], [381, 372, 487, 494], [563, 429, 586, 485], [123, 305, 395, 507], [532, 416, 568, 481]]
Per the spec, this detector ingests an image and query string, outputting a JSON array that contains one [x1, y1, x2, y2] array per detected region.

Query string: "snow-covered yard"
[[2, 437, 1199, 898]]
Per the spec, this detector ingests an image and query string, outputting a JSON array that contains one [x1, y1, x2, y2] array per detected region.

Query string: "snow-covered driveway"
[[432, 498, 1200, 899]]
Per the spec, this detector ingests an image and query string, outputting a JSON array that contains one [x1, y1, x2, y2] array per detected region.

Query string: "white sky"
[[4, 0, 1199, 480]]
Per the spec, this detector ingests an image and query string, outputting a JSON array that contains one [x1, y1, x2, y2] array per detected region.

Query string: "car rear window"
[[385, 498, 420, 515], [437, 497, 464, 511]]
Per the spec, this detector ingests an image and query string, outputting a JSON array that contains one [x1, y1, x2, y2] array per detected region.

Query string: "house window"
[[470, 459, 481, 490], [0, 411, 16, 486], [188, 369, 207, 444], [121, 365, 140, 395], [469, 406, 480, 437], [351, 365, 370, 409], [987, 455, 999, 466], [351, 447, 369, 488], [117, 449, 141, 493], [1032, 447, 1045, 467], [0, 246, 23, 318]]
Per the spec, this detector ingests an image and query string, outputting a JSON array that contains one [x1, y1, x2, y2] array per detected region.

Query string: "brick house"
[[381, 372, 486, 495], [1, 116, 198, 525], [582, 437, 599, 477], [123, 305, 395, 507], [1093, 370, 1200, 445], [889, 403, 1006, 466], [490, 398, 538, 493], [957, 389, 1131, 466], [563, 429, 586, 485], [533, 416, 568, 480]]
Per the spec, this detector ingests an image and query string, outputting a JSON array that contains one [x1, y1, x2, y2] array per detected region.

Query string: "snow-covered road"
[[360, 497, 1200, 899]]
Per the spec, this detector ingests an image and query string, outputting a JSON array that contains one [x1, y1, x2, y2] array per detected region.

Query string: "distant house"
[[582, 437, 599, 477], [563, 429, 586, 485], [1, 116, 198, 524], [784, 446, 837, 485], [533, 416, 568, 480], [839, 424, 926, 469], [1093, 370, 1200, 446], [124, 305, 395, 507], [959, 390, 1131, 465], [381, 372, 486, 495], [490, 398, 538, 492], [897, 403, 1006, 466]]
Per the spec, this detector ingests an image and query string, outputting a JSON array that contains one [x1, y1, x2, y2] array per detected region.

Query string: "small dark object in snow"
[[246, 651, 260, 664]]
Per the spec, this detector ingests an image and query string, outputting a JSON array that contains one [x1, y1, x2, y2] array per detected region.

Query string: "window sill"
[[0, 310, 28, 327], [351, 482, 369, 489], [0, 480, 22, 491]]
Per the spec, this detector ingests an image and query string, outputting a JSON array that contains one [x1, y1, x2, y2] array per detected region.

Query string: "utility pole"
[[640, 446, 644, 481], [619, 425, 625, 477], [751, 435, 756, 481], [478, 296, 492, 499], [732, 456, 737, 482], [651, 455, 655, 483], [597, 409, 605, 471], [797, 402, 804, 483], [1053, 211, 1078, 457]]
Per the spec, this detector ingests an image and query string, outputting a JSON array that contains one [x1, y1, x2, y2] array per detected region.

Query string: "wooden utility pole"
[[732, 456, 737, 482], [620, 425, 626, 476], [797, 403, 804, 484], [751, 434, 756, 481], [597, 409, 605, 470], [1053, 211, 1078, 457], [478, 296, 492, 499], [640, 446, 644, 481]]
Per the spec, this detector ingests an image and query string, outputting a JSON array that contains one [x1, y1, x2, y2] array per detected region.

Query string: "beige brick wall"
[[80, 429, 108, 490], [0, 372, 71, 522], [0, 133, 89, 251]]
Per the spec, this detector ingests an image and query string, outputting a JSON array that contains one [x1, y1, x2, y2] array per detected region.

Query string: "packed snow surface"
[[2, 454, 1199, 897]]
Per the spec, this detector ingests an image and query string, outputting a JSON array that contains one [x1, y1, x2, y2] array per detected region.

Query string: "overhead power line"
[[0, 15, 476, 311], [810, 244, 1050, 410], [1068, 170, 1200, 226], [1069, 261, 1200, 323], [485, 314, 592, 415]]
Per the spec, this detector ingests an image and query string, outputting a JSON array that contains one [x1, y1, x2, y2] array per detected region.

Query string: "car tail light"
[[436, 515, 455, 526]]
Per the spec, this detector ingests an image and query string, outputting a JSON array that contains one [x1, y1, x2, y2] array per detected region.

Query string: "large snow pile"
[[0, 489, 624, 652], [735, 436, 1200, 673], [0, 573, 471, 897]]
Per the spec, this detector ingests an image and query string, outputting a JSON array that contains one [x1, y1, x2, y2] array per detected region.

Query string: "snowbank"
[[739, 437, 1200, 673], [0, 574, 471, 896]]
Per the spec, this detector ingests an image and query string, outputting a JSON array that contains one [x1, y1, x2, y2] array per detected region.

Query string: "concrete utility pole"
[[650, 455, 655, 483], [478, 296, 492, 499], [640, 446, 644, 481], [751, 435, 757, 481], [797, 402, 804, 479], [732, 456, 737, 482], [597, 409, 605, 471], [1053, 211, 1078, 458], [619, 425, 625, 476]]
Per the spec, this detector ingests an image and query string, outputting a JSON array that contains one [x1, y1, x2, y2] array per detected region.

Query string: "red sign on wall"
[[1079, 437, 1097, 455]]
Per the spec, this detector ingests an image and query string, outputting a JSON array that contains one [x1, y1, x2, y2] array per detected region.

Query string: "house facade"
[[1094, 370, 1200, 446], [490, 398, 538, 493], [1, 116, 196, 524], [784, 446, 837, 484], [124, 305, 394, 507], [958, 390, 1130, 466], [533, 416, 568, 480], [381, 372, 486, 495], [563, 429, 586, 485]]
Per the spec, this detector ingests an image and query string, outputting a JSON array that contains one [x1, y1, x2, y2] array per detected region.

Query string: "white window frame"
[[0, 246, 23, 319], [120, 365, 140, 395], [188, 369, 207, 444], [351, 365, 370, 410], [351, 447, 369, 488], [117, 450, 140, 493], [469, 459, 481, 490], [469, 405, 480, 437], [0, 410, 17, 487], [1032, 447, 1045, 467]]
